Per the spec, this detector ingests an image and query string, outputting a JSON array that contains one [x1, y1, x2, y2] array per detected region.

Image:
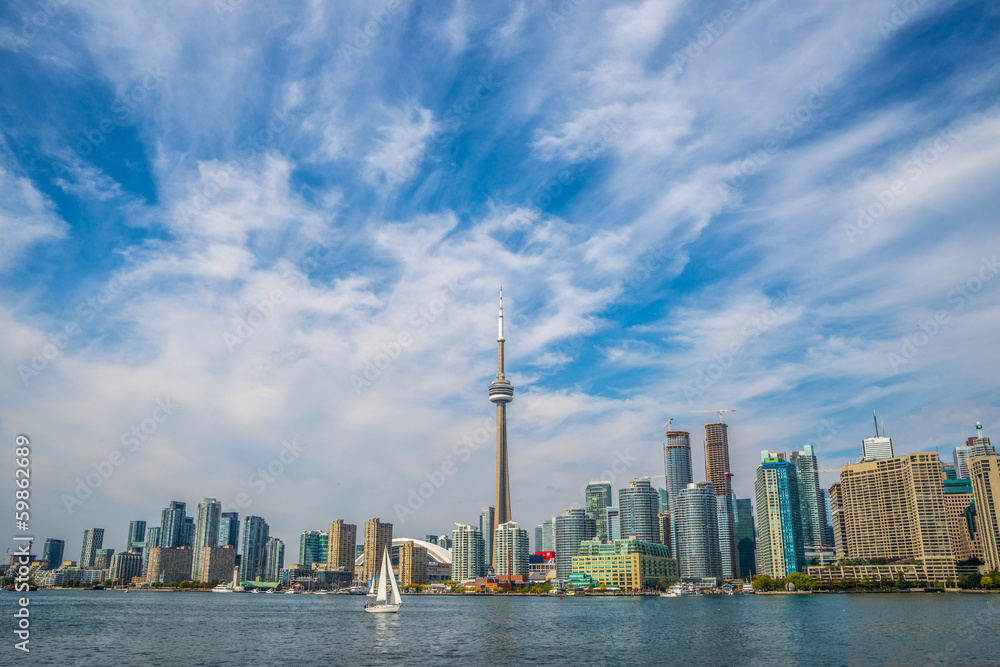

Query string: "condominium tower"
[[585, 482, 612, 541], [674, 482, 721, 580], [969, 455, 1000, 572], [363, 518, 393, 582], [80, 528, 104, 568], [618, 479, 660, 543], [555, 508, 596, 580], [327, 520, 357, 571], [755, 452, 805, 578]]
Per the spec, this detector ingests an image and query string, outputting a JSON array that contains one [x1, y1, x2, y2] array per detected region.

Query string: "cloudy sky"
[[2, 0, 998, 561]]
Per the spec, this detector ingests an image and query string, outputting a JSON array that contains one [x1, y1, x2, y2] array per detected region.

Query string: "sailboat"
[[364, 547, 402, 614]]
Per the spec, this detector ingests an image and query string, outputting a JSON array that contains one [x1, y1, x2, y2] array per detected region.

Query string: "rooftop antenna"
[[873, 411, 879, 438]]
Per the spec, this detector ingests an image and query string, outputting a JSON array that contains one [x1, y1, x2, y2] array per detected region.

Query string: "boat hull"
[[364, 604, 401, 614]]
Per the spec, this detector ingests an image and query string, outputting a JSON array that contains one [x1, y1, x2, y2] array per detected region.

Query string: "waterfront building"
[[451, 524, 486, 580], [363, 518, 393, 582], [127, 521, 146, 555], [674, 482, 721, 580], [828, 482, 847, 558], [494, 521, 529, 577], [218, 512, 239, 549], [146, 547, 193, 584], [541, 518, 556, 552], [142, 526, 162, 573], [239, 515, 270, 581], [606, 507, 621, 541], [399, 540, 428, 585], [969, 455, 1000, 572], [755, 452, 805, 578], [41, 538, 64, 570], [265, 538, 284, 582], [200, 546, 236, 583], [735, 498, 756, 578], [488, 289, 515, 555], [619, 479, 660, 543], [840, 452, 955, 581], [160, 501, 186, 548], [665, 429, 693, 556], [942, 477, 981, 563], [572, 538, 678, 591], [555, 508, 596, 580], [298, 530, 328, 569], [80, 528, 104, 568], [109, 551, 142, 584], [480, 506, 495, 570], [181, 516, 195, 547], [94, 548, 115, 571], [716, 495, 736, 578], [808, 563, 944, 583], [192, 498, 222, 581], [585, 482, 613, 541], [327, 520, 357, 571], [790, 445, 834, 548]]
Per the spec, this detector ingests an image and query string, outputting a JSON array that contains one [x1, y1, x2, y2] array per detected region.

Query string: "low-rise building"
[[571, 538, 678, 591], [807, 563, 942, 583]]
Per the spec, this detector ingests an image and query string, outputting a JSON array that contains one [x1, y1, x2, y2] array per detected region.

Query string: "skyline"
[[2, 1, 1000, 559]]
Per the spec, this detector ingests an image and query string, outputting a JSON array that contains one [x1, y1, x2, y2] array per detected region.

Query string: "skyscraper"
[[704, 422, 732, 498], [716, 495, 736, 578], [363, 518, 392, 582], [451, 524, 486, 580], [755, 452, 805, 578], [109, 551, 142, 585], [954, 425, 996, 479], [943, 477, 981, 563], [181, 516, 195, 548], [95, 548, 115, 571], [674, 482, 721, 580], [127, 520, 146, 555], [790, 445, 834, 548], [192, 498, 222, 581], [534, 525, 543, 552], [399, 541, 428, 585], [840, 452, 954, 581], [480, 506, 495, 570], [606, 507, 621, 541], [80, 528, 104, 568], [735, 497, 756, 578], [541, 518, 556, 552], [218, 512, 239, 549], [488, 288, 515, 557], [969, 455, 1000, 572], [299, 530, 328, 569], [618, 479, 659, 543], [828, 482, 846, 558], [494, 521, 529, 577], [265, 538, 284, 582], [143, 526, 162, 573], [239, 515, 270, 582], [327, 520, 357, 571], [585, 482, 612, 541], [160, 501, 186, 548], [42, 538, 64, 570], [665, 429, 693, 557], [555, 508, 596, 580]]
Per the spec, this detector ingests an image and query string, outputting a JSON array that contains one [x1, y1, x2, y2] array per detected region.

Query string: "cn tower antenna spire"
[[489, 285, 514, 560]]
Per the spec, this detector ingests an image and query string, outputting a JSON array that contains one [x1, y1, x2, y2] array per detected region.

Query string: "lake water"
[[6, 590, 999, 666]]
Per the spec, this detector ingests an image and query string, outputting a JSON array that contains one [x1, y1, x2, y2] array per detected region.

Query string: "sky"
[[1, 0, 999, 563]]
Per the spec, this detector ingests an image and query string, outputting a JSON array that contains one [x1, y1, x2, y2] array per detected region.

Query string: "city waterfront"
[[9, 590, 1000, 666]]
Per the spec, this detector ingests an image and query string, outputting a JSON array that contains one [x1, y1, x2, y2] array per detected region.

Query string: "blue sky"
[[2, 0, 999, 561]]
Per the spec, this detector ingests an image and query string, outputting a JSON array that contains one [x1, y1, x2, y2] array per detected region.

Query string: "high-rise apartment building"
[[94, 548, 115, 571], [143, 526, 162, 573], [160, 501, 186, 548], [80, 528, 104, 568], [716, 495, 736, 578], [534, 525, 543, 552], [265, 538, 284, 582], [840, 452, 955, 580], [299, 530, 328, 569], [618, 479, 660, 543], [181, 516, 195, 548], [146, 547, 193, 584], [943, 477, 981, 563], [674, 482, 721, 580], [585, 482, 613, 542], [954, 425, 996, 479], [109, 551, 142, 585], [451, 524, 486, 580], [555, 508, 596, 580], [541, 518, 556, 552], [218, 512, 239, 549], [606, 507, 621, 541], [327, 520, 357, 571], [363, 518, 393, 582], [704, 422, 732, 497], [828, 482, 846, 557], [239, 515, 270, 582], [657, 512, 671, 552], [41, 539, 64, 570], [969, 455, 1000, 572], [735, 497, 756, 578], [665, 430, 693, 556], [755, 452, 805, 578], [480, 506, 495, 570], [192, 498, 222, 582], [790, 445, 834, 548], [399, 540, 428, 585], [127, 521, 146, 555], [494, 521, 529, 577], [200, 546, 237, 583]]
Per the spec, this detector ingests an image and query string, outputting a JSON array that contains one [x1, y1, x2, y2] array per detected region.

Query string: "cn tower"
[[489, 287, 514, 551]]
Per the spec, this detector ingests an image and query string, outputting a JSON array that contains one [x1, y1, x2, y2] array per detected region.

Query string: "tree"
[[785, 573, 815, 591], [981, 576, 994, 589], [752, 575, 775, 591]]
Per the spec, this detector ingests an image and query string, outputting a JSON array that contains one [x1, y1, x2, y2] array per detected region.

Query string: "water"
[[7, 590, 999, 666]]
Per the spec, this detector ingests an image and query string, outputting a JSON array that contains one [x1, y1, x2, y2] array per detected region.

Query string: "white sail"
[[375, 549, 389, 604], [387, 550, 402, 606]]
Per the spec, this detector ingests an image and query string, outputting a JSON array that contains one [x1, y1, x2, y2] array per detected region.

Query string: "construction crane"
[[689, 409, 736, 422], [664, 418, 673, 431]]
